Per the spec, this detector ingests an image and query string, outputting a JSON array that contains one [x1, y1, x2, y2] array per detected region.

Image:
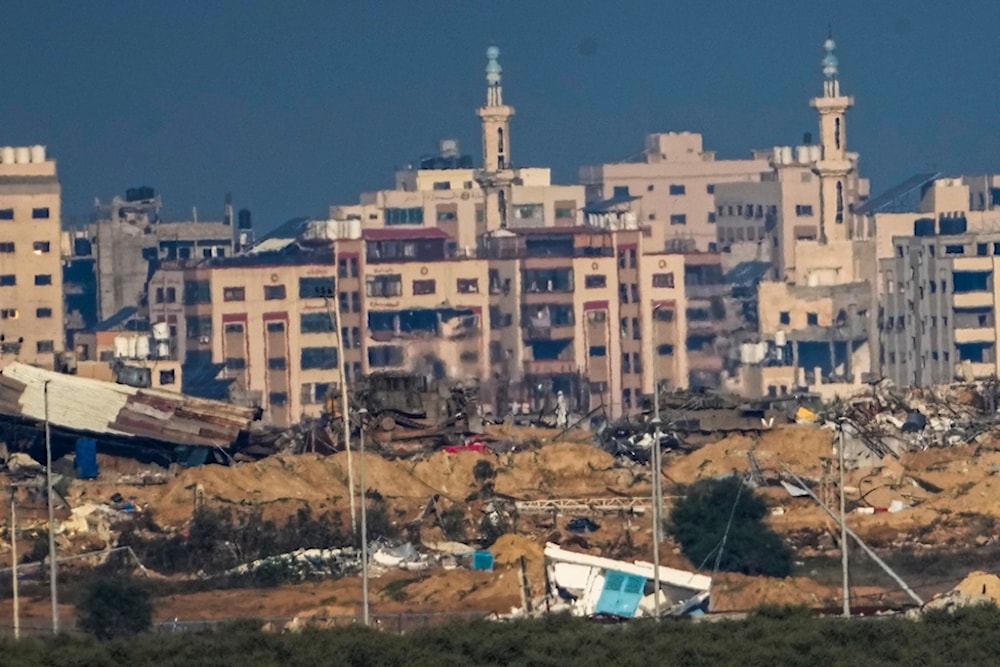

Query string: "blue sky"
[[1, 1, 997, 231]]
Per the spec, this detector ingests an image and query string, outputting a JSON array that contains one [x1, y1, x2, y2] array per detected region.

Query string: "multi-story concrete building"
[[88, 188, 252, 322], [580, 132, 770, 254], [0, 144, 65, 370]]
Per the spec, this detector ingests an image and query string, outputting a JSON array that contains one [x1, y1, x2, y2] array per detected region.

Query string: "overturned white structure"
[[543, 543, 711, 618]]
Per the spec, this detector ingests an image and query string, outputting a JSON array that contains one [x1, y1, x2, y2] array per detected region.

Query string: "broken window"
[[186, 316, 212, 339], [365, 275, 402, 298], [523, 268, 573, 292], [184, 280, 211, 304], [413, 279, 436, 295], [368, 345, 404, 367], [159, 369, 175, 385], [457, 278, 480, 294], [301, 346, 339, 369], [652, 273, 675, 288]]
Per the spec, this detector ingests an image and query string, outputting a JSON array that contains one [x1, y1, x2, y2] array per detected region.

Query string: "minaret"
[[475, 46, 516, 232], [810, 33, 855, 243]]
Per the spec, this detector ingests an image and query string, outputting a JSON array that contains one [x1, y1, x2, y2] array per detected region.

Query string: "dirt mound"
[[408, 450, 489, 501], [709, 572, 835, 612], [152, 454, 352, 525], [949, 570, 1000, 602], [668, 426, 833, 485], [496, 442, 639, 498]]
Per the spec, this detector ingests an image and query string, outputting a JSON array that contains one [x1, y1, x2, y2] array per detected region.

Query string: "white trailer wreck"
[[542, 543, 711, 619]]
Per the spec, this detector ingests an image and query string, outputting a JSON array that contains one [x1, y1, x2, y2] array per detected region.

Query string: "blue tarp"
[[75, 438, 98, 479]]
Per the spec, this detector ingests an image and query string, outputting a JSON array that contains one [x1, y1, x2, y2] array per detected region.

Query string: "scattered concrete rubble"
[[226, 547, 363, 581]]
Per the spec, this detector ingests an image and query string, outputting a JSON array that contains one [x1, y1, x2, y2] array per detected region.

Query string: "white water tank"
[[0, 147, 11, 163], [126, 335, 138, 358], [152, 321, 170, 341], [113, 335, 130, 359], [135, 335, 151, 359], [810, 145, 821, 162], [781, 146, 793, 164], [14, 147, 30, 164], [775, 330, 787, 347], [796, 146, 810, 164], [29, 145, 45, 163]]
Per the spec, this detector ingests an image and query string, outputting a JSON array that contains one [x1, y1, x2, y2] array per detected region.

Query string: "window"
[[301, 346, 339, 369], [669, 214, 687, 225], [622, 353, 631, 374], [807, 312, 818, 326], [36, 307, 52, 318], [457, 278, 479, 293], [159, 369, 176, 385], [647, 184, 655, 192], [779, 311, 790, 325], [36, 340, 54, 353], [34, 274, 52, 286], [555, 206, 575, 219], [795, 205, 814, 217], [436, 206, 457, 222], [513, 204, 544, 222], [657, 344, 674, 355], [707, 212, 716, 223], [0, 242, 13, 252], [652, 273, 675, 288], [32, 208, 50, 219], [630, 284, 639, 302], [223, 286, 245, 302], [269, 392, 289, 406], [268, 357, 288, 370], [186, 316, 212, 339], [459, 351, 479, 363], [0, 209, 12, 220], [945, 245, 964, 255], [224, 323, 244, 334], [184, 280, 211, 304], [385, 207, 424, 225], [654, 308, 674, 322], [432, 181, 451, 190], [589, 345, 607, 357], [632, 352, 642, 373], [365, 275, 402, 298], [413, 279, 436, 295], [632, 317, 640, 340], [155, 287, 164, 303], [585, 274, 606, 288], [706, 184, 715, 194], [224, 357, 246, 370], [264, 284, 286, 300], [266, 321, 286, 333], [368, 345, 404, 367], [165, 287, 176, 303], [622, 389, 632, 409], [669, 184, 686, 195], [351, 291, 361, 312], [300, 312, 335, 333], [0, 308, 17, 319], [299, 276, 335, 298]]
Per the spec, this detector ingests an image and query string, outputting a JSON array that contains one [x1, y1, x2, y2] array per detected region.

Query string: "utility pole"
[[651, 380, 663, 621], [327, 279, 357, 533], [838, 419, 850, 618], [10, 492, 19, 640], [44, 380, 59, 634], [357, 407, 370, 627]]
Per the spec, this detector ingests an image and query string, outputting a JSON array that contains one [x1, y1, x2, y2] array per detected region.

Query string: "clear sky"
[[1, 1, 998, 231]]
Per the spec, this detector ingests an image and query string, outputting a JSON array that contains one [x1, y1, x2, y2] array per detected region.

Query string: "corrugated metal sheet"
[[0, 362, 256, 448]]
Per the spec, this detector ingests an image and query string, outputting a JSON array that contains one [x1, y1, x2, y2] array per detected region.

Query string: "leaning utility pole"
[[44, 380, 59, 634]]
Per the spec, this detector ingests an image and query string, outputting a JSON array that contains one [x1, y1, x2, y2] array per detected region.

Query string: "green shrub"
[[667, 475, 793, 577], [76, 577, 153, 640]]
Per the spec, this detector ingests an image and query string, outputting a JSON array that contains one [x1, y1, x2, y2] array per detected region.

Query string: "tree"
[[667, 475, 793, 577], [76, 577, 153, 640]]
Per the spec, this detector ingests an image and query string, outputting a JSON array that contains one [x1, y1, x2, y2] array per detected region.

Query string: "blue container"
[[472, 550, 495, 571], [75, 438, 98, 479]]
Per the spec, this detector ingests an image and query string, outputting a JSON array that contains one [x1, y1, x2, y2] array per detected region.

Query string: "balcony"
[[523, 359, 577, 375], [524, 324, 575, 341]]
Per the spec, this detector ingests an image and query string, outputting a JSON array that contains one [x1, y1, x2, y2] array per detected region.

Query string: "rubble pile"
[[226, 547, 363, 581]]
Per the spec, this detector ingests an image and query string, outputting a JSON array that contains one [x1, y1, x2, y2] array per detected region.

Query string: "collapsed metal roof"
[[0, 362, 258, 449]]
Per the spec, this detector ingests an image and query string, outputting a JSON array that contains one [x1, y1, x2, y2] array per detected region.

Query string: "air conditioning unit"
[[199, 336, 210, 344]]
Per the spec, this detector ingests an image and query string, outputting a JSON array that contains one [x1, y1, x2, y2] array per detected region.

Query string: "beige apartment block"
[[580, 132, 770, 254], [150, 249, 345, 427], [880, 230, 1000, 386], [0, 145, 65, 370]]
